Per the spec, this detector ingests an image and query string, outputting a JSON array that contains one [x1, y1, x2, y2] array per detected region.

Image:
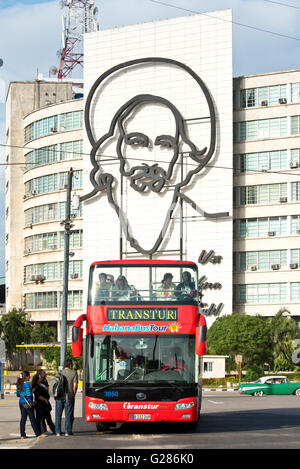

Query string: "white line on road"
[[208, 400, 224, 404]]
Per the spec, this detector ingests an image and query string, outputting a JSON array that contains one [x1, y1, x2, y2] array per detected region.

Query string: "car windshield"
[[88, 264, 198, 305], [86, 334, 196, 386]]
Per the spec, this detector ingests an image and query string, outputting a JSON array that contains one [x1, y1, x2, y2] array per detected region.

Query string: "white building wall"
[[83, 11, 233, 324]]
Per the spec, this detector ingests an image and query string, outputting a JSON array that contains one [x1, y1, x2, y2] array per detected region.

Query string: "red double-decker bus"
[[72, 259, 207, 430]]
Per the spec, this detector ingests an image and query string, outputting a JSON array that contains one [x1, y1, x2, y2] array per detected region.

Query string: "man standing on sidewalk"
[[55, 359, 78, 436]]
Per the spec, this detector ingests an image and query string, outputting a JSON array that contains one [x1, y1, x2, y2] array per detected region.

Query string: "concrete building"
[[233, 70, 300, 325], [5, 80, 83, 339]]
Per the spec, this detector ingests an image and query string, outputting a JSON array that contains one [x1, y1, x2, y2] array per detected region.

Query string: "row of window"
[[239, 84, 287, 108], [233, 249, 300, 272], [25, 140, 83, 170], [25, 170, 82, 197], [234, 116, 300, 142], [234, 283, 300, 303], [25, 201, 82, 226], [234, 216, 300, 238], [234, 149, 300, 173], [238, 82, 300, 108], [25, 290, 83, 309], [234, 182, 300, 206], [24, 111, 83, 143], [24, 260, 83, 283], [24, 230, 83, 254]]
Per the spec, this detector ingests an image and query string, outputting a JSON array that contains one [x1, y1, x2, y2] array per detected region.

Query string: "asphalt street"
[[1, 391, 300, 451]]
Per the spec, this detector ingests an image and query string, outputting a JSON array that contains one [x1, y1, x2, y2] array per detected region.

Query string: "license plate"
[[131, 414, 151, 420]]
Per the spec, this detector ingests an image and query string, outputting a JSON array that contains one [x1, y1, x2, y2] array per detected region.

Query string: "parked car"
[[239, 375, 300, 397]]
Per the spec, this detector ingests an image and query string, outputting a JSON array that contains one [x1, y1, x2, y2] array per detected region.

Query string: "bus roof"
[[90, 259, 198, 268]]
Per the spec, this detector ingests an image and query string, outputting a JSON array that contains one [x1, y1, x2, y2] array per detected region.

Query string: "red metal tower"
[[54, 0, 99, 79]]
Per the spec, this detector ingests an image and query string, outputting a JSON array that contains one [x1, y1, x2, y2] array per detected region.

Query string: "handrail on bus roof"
[[90, 259, 198, 268]]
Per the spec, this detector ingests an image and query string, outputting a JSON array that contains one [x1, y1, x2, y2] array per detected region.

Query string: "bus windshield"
[[88, 264, 198, 305], [86, 334, 196, 385]]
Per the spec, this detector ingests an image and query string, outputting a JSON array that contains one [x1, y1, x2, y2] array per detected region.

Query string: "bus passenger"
[[157, 273, 176, 300], [112, 275, 133, 300], [175, 271, 195, 299], [95, 273, 112, 301]]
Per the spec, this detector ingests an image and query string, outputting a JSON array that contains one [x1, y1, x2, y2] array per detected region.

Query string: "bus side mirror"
[[72, 327, 83, 357], [196, 314, 207, 356], [72, 314, 86, 357]]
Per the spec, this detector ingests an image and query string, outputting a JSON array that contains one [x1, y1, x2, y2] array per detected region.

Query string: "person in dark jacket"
[[32, 372, 55, 435], [16, 371, 45, 440]]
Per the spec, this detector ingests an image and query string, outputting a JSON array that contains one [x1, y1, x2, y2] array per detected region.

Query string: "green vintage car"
[[239, 376, 300, 397]]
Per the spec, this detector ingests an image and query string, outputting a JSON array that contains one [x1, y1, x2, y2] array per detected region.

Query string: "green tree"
[[31, 324, 57, 344], [207, 313, 273, 370], [0, 309, 32, 354], [268, 308, 299, 371], [42, 345, 82, 371]]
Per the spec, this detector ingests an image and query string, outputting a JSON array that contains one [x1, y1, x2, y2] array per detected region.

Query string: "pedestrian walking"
[[32, 372, 56, 435], [16, 371, 46, 440], [55, 359, 78, 436]]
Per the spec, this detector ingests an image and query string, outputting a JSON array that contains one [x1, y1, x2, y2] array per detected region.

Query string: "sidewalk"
[[0, 393, 83, 449]]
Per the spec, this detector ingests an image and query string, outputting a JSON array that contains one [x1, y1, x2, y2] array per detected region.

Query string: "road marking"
[[208, 400, 224, 404]]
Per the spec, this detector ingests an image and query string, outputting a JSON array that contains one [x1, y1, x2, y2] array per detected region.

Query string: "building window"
[[24, 111, 83, 144], [235, 150, 287, 173], [235, 283, 287, 304], [291, 283, 300, 302], [25, 290, 83, 310], [234, 250, 287, 272], [291, 182, 300, 201], [234, 183, 287, 206], [204, 361, 213, 373], [291, 83, 300, 103], [291, 216, 300, 234], [234, 217, 287, 239], [235, 117, 287, 142], [25, 170, 82, 196], [240, 84, 286, 108]]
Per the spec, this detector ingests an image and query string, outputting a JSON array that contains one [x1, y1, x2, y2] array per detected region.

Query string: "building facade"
[[233, 70, 300, 325], [5, 80, 83, 338]]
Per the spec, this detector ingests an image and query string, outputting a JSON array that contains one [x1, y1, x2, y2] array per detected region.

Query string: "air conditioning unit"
[[259, 165, 269, 172], [268, 231, 275, 236], [30, 275, 37, 281], [280, 197, 287, 203], [271, 264, 280, 270], [70, 273, 79, 279], [290, 161, 299, 169], [279, 98, 287, 104], [261, 100, 268, 106], [50, 127, 58, 132], [51, 245, 57, 250], [298, 229, 300, 235], [290, 263, 299, 269], [31, 190, 38, 195], [250, 265, 257, 271], [36, 274, 46, 282]]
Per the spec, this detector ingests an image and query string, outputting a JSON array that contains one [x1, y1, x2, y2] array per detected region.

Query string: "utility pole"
[[60, 168, 74, 368]]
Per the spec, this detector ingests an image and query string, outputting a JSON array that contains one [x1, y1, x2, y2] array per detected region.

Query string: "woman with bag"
[[32, 372, 55, 435], [16, 371, 46, 440]]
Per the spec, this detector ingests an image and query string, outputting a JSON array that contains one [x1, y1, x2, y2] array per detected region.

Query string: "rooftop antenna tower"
[[51, 0, 99, 79]]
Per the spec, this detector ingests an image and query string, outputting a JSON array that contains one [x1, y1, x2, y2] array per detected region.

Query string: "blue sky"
[[1, 0, 300, 276]]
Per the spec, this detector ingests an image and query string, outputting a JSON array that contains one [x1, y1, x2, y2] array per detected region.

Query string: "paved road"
[[1, 392, 300, 450]]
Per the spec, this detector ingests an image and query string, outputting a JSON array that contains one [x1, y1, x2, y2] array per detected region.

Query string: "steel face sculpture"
[[82, 57, 228, 256]]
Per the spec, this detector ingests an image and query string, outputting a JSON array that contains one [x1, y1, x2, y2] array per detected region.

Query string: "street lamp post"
[[60, 168, 74, 368]]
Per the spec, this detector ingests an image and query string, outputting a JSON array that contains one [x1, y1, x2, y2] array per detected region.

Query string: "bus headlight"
[[88, 402, 108, 410], [174, 402, 195, 410]]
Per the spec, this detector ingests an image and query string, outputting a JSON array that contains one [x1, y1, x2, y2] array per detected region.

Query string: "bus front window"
[[86, 335, 196, 386]]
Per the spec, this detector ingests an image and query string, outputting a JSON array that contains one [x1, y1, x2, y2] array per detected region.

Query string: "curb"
[[203, 388, 239, 392]]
